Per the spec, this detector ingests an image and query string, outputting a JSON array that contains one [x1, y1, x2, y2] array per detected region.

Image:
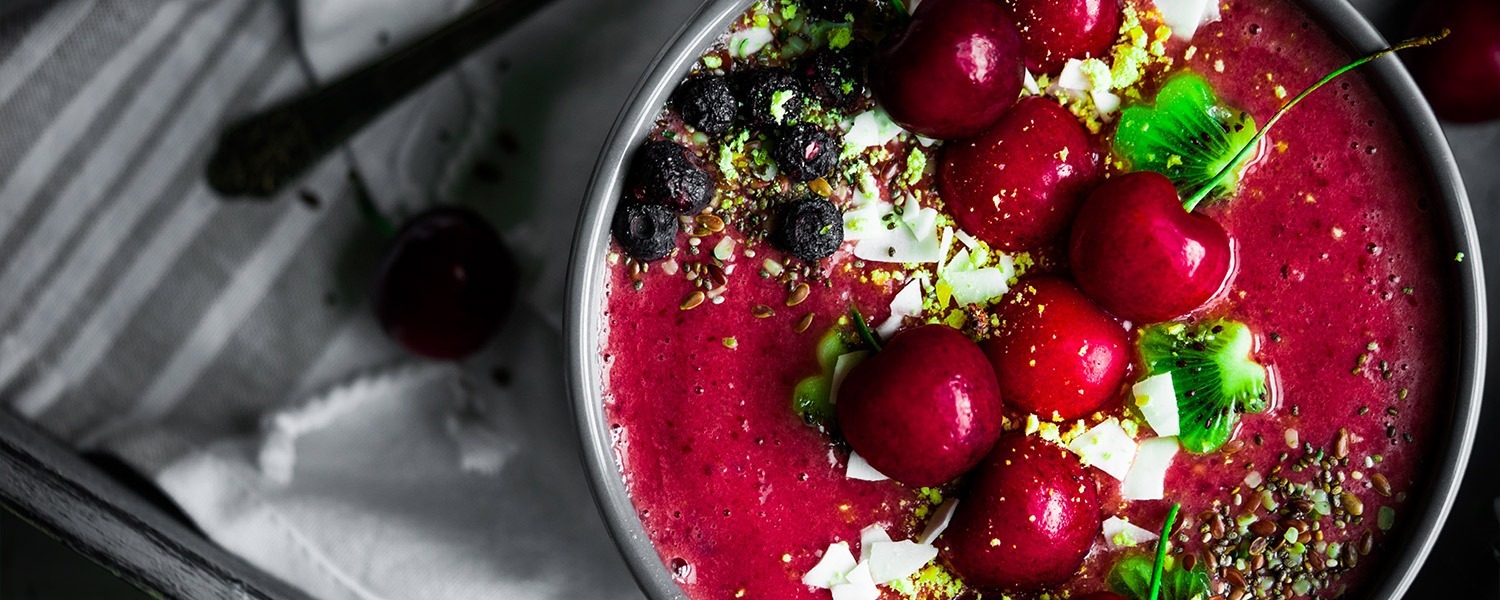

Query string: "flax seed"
[[680, 291, 705, 310], [795, 312, 815, 333], [1342, 492, 1364, 516], [787, 282, 810, 306], [696, 214, 725, 233], [1225, 568, 1247, 589]]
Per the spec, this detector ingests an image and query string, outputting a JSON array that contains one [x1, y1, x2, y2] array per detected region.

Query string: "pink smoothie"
[[599, 0, 1457, 598]]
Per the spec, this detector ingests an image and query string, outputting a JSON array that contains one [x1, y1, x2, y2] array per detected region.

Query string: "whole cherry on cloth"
[[939, 433, 1101, 592], [984, 276, 1130, 420], [1068, 171, 1233, 324], [372, 206, 519, 360], [867, 0, 1026, 140], [939, 96, 1101, 251], [1005, 0, 1122, 74], [1408, 0, 1500, 123], [837, 324, 1004, 487]]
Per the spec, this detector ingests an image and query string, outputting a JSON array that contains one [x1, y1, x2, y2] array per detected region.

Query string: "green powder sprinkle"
[[770, 89, 797, 123], [828, 25, 853, 50]]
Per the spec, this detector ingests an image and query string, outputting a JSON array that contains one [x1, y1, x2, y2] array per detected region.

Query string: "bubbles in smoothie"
[[670, 557, 696, 583]]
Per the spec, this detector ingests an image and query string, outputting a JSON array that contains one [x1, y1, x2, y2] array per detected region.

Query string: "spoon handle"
[[207, 0, 547, 198]]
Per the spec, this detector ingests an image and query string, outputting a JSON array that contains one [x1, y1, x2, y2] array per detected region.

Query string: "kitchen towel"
[[0, 0, 704, 597]]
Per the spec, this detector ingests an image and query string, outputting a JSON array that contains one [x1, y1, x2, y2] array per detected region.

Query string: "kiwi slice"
[[1107, 553, 1211, 600], [1112, 72, 1258, 204], [792, 329, 851, 427], [1137, 320, 1269, 454]]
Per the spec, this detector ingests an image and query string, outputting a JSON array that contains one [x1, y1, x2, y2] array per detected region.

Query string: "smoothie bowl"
[[566, 0, 1485, 598]]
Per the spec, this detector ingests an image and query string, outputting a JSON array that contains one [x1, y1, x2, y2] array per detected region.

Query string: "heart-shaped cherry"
[[1068, 171, 1232, 323], [939, 96, 1101, 251], [868, 0, 1025, 140], [984, 276, 1130, 420], [373, 206, 519, 360], [1408, 0, 1500, 123], [837, 324, 1004, 487], [939, 433, 1100, 592], [1070, 36, 1450, 324], [1006, 0, 1122, 74]]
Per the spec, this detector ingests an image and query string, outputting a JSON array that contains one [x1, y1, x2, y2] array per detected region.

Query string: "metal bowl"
[[564, 2, 1487, 598]]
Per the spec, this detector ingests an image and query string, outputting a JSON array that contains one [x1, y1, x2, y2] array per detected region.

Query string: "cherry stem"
[[350, 177, 398, 237], [1147, 503, 1182, 600], [1182, 31, 1450, 212], [850, 306, 883, 352]]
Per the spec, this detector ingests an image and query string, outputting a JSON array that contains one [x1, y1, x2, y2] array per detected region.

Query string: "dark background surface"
[[0, 0, 1496, 598]]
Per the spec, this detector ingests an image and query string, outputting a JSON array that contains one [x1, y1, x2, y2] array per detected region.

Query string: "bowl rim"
[[563, 2, 1487, 599]]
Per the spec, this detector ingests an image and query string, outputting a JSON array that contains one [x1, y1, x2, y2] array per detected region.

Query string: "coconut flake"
[[1155, 0, 1219, 41], [1102, 516, 1160, 548], [900, 195, 939, 242], [868, 540, 940, 583], [938, 251, 1015, 307], [1132, 373, 1180, 437], [831, 351, 871, 405], [830, 562, 880, 600], [1055, 59, 1092, 91], [1067, 418, 1139, 481], [843, 197, 943, 262], [802, 541, 858, 588], [954, 229, 980, 250], [842, 200, 893, 241], [1122, 436, 1180, 500], [846, 452, 890, 482], [876, 280, 924, 339], [1022, 69, 1042, 95], [729, 27, 774, 58], [916, 499, 959, 545], [1091, 89, 1122, 117], [942, 269, 1010, 306], [845, 108, 907, 150], [859, 525, 893, 561]]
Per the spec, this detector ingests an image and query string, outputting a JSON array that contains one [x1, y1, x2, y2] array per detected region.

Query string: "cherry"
[[1408, 0, 1500, 123], [939, 96, 1101, 251], [372, 206, 519, 360], [1068, 171, 1232, 324], [1006, 0, 1122, 74], [939, 434, 1100, 591], [983, 276, 1129, 420], [868, 0, 1026, 140], [837, 324, 1004, 487]]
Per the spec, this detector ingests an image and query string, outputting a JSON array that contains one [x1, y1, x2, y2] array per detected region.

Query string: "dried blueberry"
[[774, 196, 844, 261], [672, 75, 737, 135], [626, 140, 713, 214], [735, 68, 809, 128], [805, 0, 860, 21], [798, 49, 864, 110], [612, 202, 678, 261], [772, 123, 840, 182]]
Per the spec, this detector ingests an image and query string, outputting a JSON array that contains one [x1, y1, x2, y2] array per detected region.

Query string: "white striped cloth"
[[0, 0, 703, 598]]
